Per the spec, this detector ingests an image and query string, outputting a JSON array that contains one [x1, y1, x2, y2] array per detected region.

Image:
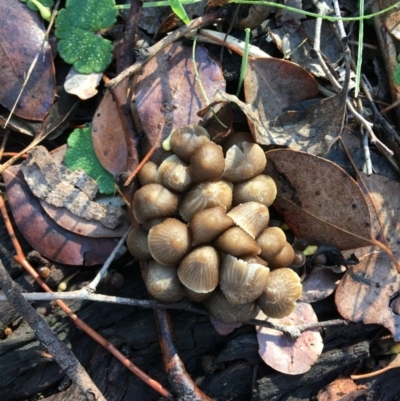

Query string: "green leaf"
[[55, 0, 118, 74], [168, 0, 190, 24], [394, 64, 400, 86], [64, 125, 115, 194]]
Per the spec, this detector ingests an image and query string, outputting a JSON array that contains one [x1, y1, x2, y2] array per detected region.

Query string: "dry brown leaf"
[[335, 251, 400, 340], [134, 41, 225, 163], [216, 86, 345, 156], [3, 165, 120, 265], [92, 90, 128, 175], [256, 303, 323, 374], [380, 0, 400, 40], [244, 58, 319, 121], [0, 0, 54, 120], [265, 149, 373, 250], [317, 377, 367, 401]]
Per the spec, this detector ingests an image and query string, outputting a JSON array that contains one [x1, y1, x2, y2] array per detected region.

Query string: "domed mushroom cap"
[[222, 142, 266, 182], [220, 255, 270, 304], [178, 246, 219, 293], [268, 242, 295, 268], [189, 142, 225, 182], [204, 290, 259, 324], [170, 124, 210, 162], [132, 183, 179, 223], [145, 260, 186, 302], [256, 227, 287, 262], [223, 131, 255, 153], [189, 206, 234, 246], [232, 175, 277, 207], [227, 202, 270, 238], [257, 268, 302, 318], [148, 218, 191, 266], [214, 226, 261, 257], [179, 180, 233, 222], [138, 161, 158, 186], [127, 227, 151, 261], [155, 155, 192, 193]]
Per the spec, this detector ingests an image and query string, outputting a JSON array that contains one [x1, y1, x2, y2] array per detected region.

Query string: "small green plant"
[[64, 125, 116, 194], [55, 0, 118, 74], [20, 0, 53, 21], [394, 58, 400, 86]]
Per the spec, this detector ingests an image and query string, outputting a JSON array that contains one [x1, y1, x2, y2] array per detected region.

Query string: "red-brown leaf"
[[0, 0, 55, 120]]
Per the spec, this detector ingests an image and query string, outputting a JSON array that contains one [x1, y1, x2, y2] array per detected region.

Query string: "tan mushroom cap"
[[204, 290, 259, 324], [232, 175, 277, 207], [132, 183, 179, 223], [256, 227, 287, 262], [189, 141, 225, 182], [148, 218, 191, 266], [268, 242, 295, 268], [222, 142, 266, 182], [179, 180, 233, 222], [220, 255, 270, 304], [214, 226, 261, 257], [257, 268, 302, 318], [145, 260, 186, 302], [227, 202, 270, 239], [178, 246, 219, 293], [222, 131, 255, 153], [170, 124, 210, 163], [127, 227, 151, 261], [156, 154, 193, 193], [189, 206, 234, 246], [138, 161, 158, 186]]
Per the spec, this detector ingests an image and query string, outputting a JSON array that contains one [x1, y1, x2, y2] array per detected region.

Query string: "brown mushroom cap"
[[170, 124, 210, 162], [227, 202, 270, 238], [189, 206, 234, 246], [189, 141, 225, 182], [145, 260, 186, 302], [148, 218, 191, 266], [256, 227, 287, 262], [179, 180, 233, 222], [138, 161, 158, 186], [257, 268, 302, 318], [222, 131, 255, 153], [220, 255, 270, 304], [232, 175, 277, 207], [178, 246, 219, 293], [132, 183, 179, 223], [222, 142, 266, 182], [268, 242, 295, 268], [204, 290, 259, 324], [127, 227, 151, 260], [156, 154, 193, 193], [214, 226, 261, 257]]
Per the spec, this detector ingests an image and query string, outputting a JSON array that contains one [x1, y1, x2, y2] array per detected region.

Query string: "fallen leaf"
[[335, 251, 400, 341], [0, 0, 55, 120], [265, 149, 373, 250], [317, 377, 367, 401], [300, 266, 341, 303], [64, 67, 102, 100], [215, 87, 346, 156], [92, 90, 128, 175], [256, 303, 323, 375], [244, 58, 319, 121], [134, 41, 226, 163], [3, 164, 121, 265]]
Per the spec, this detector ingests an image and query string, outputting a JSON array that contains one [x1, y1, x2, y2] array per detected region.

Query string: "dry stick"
[[0, 259, 107, 401], [0, 196, 173, 399], [155, 309, 212, 401], [106, 7, 228, 89], [0, 129, 10, 162]]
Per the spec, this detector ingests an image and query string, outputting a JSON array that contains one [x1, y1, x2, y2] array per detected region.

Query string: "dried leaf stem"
[[0, 195, 173, 400]]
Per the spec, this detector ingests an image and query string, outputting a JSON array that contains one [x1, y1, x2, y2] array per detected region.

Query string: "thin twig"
[[0, 259, 107, 401]]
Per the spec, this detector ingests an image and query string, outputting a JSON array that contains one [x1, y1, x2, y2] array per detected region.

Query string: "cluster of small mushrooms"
[[127, 125, 302, 324]]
